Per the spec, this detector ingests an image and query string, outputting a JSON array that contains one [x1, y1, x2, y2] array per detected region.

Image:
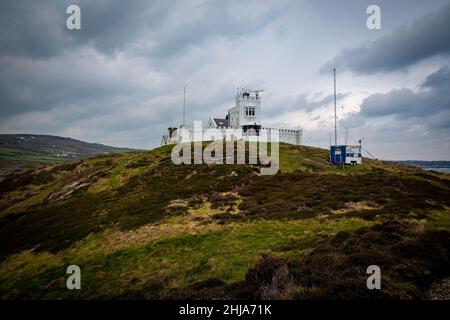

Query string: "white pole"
[[345, 126, 348, 145], [333, 68, 337, 147], [183, 85, 186, 127]]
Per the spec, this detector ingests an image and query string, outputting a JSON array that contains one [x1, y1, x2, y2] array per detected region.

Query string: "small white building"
[[161, 88, 302, 146], [330, 145, 362, 166]]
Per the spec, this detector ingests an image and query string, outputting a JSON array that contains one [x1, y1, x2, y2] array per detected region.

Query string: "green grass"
[[0, 147, 66, 163], [277, 144, 334, 173], [426, 209, 450, 231], [0, 217, 373, 299]]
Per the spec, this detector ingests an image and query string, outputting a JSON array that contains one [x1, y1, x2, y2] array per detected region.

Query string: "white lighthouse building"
[[161, 88, 302, 146], [229, 88, 262, 128]]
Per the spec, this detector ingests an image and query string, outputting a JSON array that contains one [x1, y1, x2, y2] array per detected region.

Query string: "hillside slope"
[[0, 134, 136, 176], [0, 143, 449, 299]]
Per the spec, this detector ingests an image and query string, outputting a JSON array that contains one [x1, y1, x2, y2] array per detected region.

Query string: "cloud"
[[0, 0, 285, 121], [0, 50, 161, 117], [0, 0, 174, 59], [0, 0, 283, 60], [262, 92, 351, 120], [322, 65, 450, 160], [360, 66, 450, 120], [146, 1, 285, 59], [321, 2, 450, 74], [350, 65, 450, 160], [421, 64, 450, 89]]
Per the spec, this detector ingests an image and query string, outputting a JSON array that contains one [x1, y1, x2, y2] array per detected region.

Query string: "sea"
[[424, 167, 450, 173]]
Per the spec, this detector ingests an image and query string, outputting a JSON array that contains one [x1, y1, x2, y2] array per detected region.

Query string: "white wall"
[[162, 127, 302, 146]]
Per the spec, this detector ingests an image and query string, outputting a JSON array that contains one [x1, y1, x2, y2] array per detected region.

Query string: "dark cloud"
[[0, 0, 173, 59], [0, 1, 66, 59], [0, 0, 280, 60], [421, 64, 450, 89], [0, 54, 143, 117], [0, 0, 282, 119], [360, 66, 450, 123], [321, 2, 450, 74], [72, 0, 172, 56], [337, 65, 450, 160], [147, 1, 283, 59]]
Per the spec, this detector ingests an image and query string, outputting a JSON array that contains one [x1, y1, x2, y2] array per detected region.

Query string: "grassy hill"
[[0, 142, 449, 299], [0, 134, 136, 177]]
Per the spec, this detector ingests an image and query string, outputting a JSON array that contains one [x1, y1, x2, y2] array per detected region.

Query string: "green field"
[[0, 147, 66, 164]]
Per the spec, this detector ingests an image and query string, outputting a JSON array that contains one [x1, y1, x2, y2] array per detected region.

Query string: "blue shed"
[[330, 145, 345, 165], [330, 145, 362, 166]]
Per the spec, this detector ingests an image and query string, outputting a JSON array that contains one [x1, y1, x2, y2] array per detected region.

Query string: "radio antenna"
[[334, 68, 337, 147]]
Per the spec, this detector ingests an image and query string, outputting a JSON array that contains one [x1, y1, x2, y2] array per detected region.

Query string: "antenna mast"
[[345, 126, 349, 145], [183, 85, 186, 127], [333, 68, 337, 147]]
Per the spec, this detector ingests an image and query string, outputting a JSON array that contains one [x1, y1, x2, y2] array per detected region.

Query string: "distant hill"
[[0, 142, 449, 300], [396, 160, 450, 168], [0, 134, 137, 175]]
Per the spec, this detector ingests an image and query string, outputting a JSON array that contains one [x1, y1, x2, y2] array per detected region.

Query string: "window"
[[245, 107, 256, 117]]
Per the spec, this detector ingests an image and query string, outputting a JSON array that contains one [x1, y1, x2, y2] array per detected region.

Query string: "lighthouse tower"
[[227, 88, 262, 129]]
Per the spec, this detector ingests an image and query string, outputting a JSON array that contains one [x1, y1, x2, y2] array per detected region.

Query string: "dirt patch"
[[47, 181, 92, 201], [332, 201, 380, 215], [424, 277, 450, 300]]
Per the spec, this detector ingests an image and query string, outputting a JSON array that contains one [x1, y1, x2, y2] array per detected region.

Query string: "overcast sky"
[[0, 0, 449, 160]]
